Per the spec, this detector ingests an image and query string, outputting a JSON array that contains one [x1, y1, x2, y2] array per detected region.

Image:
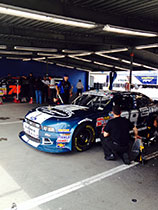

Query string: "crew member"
[[76, 79, 84, 96], [56, 75, 72, 104], [101, 105, 139, 164]]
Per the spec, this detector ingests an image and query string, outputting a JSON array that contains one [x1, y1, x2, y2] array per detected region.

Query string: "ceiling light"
[[37, 53, 59, 56], [0, 50, 32, 55], [97, 48, 128, 54], [94, 61, 113, 67], [115, 66, 129, 71], [0, 45, 7, 49], [135, 44, 158, 49], [14, 46, 57, 52], [6, 57, 24, 60], [76, 68, 91, 72], [33, 57, 46, 61], [69, 55, 91, 63], [62, 50, 87, 54], [69, 52, 92, 57], [47, 55, 65, 59], [52, 18, 95, 28], [0, 4, 96, 29], [121, 59, 131, 64], [103, 24, 158, 37], [23, 58, 31, 61], [142, 65, 157, 70], [96, 53, 120, 61], [56, 63, 74, 69], [133, 62, 142, 67]]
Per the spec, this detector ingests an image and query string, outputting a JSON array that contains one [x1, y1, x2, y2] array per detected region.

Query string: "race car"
[[19, 90, 158, 153]]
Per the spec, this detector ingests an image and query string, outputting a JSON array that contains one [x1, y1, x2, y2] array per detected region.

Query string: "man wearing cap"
[[56, 75, 72, 104]]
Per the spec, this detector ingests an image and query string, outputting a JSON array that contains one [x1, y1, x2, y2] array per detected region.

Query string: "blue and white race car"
[[19, 90, 158, 153]]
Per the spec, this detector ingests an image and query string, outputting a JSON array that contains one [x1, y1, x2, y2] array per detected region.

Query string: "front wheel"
[[72, 124, 95, 152]]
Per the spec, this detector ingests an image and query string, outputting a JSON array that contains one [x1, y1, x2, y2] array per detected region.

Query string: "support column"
[[129, 49, 134, 91], [46, 57, 48, 75]]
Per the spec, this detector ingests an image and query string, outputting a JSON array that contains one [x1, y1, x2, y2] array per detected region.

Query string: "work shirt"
[[76, 81, 84, 89], [58, 80, 71, 94], [49, 78, 56, 89], [104, 117, 134, 146]]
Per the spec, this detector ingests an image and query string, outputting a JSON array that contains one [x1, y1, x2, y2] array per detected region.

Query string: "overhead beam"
[[0, 25, 130, 50], [0, 0, 158, 32]]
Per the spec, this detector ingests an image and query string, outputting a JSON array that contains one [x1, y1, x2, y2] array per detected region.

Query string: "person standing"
[[34, 77, 43, 104], [76, 79, 84, 96], [42, 76, 49, 103], [49, 76, 56, 104], [101, 105, 139, 164], [56, 75, 72, 104], [28, 73, 35, 104]]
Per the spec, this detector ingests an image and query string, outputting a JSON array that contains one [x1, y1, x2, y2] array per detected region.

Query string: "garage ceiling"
[[0, 0, 158, 72]]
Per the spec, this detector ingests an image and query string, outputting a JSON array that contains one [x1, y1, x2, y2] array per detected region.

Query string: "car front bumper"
[[19, 131, 72, 153]]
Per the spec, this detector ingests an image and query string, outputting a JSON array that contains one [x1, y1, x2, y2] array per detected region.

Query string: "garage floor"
[[0, 103, 158, 210]]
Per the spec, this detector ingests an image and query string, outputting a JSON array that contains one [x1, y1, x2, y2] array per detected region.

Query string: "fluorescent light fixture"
[[96, 53, 120, 61], [0, 4, 96, 29], [69, 55, 91, 63], [76, 67, 91, 72], [0, 45, 7, 49], [133, 62, 142, 67], [56, 63, 74, 69], [135, 43, 158, 49], [47, 55, 65, 59], [103, 24, 158, 37], [115, 66, 129, 71], [6, 57, 24, 60], [23, 58, 31, 61], [121, 59, 131, 64], [0, 50, 32, 55], [97, 48, 128, 54], [62, 50, 87, 54], [37, 53, 59, 56], [33, 57, 46, 61], [69, 52, 92, 57], [142, 65, 157, 70], [94, 61, 113, 67], [14, 46, 57, 52]]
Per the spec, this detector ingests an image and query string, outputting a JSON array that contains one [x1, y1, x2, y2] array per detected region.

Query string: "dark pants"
[[60, 93, 70, 104], [77, 89, 82, 96], [101, 135, 129, 157]]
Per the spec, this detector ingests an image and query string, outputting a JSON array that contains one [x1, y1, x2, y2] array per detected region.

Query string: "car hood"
[[26, 105, 91, 124]]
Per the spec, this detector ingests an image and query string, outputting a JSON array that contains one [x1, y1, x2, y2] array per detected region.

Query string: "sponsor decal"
[[30, 116, 37, 121], [57, 134, 71, 143], [0, 87, 7, 96], [8, 85, 21, 95], [136, 76, 157, 84], [96, 116, 110, 127], [37, 105, 87, 119], [58, 129, 70, 132], [56, 143, 65, 148]]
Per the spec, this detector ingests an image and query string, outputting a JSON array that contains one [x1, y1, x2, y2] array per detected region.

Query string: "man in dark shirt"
[[101, 105, 139, 164], [56, 75, 72, 104]]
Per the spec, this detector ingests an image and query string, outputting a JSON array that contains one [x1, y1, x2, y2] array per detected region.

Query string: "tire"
[[72, 123, 95, 152]]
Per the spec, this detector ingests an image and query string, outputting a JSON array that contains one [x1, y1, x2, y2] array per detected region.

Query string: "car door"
[[134, 93, 154, 128]]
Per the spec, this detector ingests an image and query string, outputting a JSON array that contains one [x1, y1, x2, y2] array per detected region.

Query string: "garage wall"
[[0, 58, 88, 93]]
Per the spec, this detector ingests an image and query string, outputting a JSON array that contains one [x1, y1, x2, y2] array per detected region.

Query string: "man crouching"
[[101, 105, 139, 164]]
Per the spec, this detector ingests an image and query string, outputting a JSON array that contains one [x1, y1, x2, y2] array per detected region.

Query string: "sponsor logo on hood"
[[36, 105, 87, 119]]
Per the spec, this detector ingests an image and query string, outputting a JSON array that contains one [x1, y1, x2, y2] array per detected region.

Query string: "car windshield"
[[73, 94, 110, 109]]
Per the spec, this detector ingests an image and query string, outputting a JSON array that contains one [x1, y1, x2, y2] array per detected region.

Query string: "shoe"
[[105, 153, 116, 160], [122, 153, 130, 165]]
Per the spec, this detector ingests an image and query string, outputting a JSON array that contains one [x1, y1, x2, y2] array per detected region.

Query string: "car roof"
[[83, 90, 136, 97]]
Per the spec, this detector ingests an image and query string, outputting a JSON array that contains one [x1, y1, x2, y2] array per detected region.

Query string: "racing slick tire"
[[72, 123, 95, 152]]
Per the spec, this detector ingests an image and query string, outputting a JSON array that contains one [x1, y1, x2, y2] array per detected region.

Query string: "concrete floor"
[[0, 103, 158, 210]]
